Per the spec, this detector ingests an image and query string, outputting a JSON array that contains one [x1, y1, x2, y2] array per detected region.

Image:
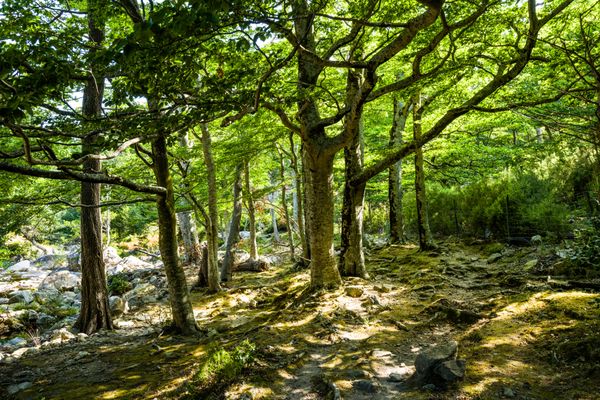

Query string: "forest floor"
[[1, 240, 599, 400]]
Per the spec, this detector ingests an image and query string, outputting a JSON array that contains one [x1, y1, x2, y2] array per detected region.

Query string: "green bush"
[[108, 273, 132, 296], [562, 217, 600, 272], [197, 340, 255, 383]]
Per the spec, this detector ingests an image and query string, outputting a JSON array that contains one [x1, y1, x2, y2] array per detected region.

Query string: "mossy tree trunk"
[[413, 93, 436, 251], [221, 164, 243, 282], [75, 0, 113, 335], [244, 160, 259, 260], [389, 96, 409, 244], [177, 132, 201, 266], [152, 135, 198, 335], [200, 124, 221, 293]]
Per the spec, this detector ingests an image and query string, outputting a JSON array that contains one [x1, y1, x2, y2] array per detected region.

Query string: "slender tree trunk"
[[290, 133, 308, 264], [152, 135, 198, 334], [221, 164, 243, 282], [269, 173, 280, 242], [244, 161, 259, 260], [278, 149, 295, 261], [389, 97, 408, 244], [74, 0, 112, 334], [413, 94, 436, 251], [200, 124, 221, 293]]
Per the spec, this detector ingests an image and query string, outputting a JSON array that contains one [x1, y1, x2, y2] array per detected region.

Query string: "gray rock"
[[39, 270, 81, 292], [487, 253, 502, 263], [124, 283, 157, 308], [388, 373, 407, 382], [422, 383, 436, 391], [109, 296, 128, 316], [34, 254, 65, 270], [502, 387, 516, 398], [103, 246, 122, 267], [11, 347, 30, 358], [50, 328, 76, 342], [435, 359, 466, 382], [5, 337, 27, 348], [6, 260, 32, 272], [7, 381, 33, 395], [36, 313, 57, 330], [8, 290, 34, 304], [345, 286, 364, 298], [415, 341, 458, 375], [353, 380, 379, 393], [531, 235, 543, 246], [0, 297, 8, 304]]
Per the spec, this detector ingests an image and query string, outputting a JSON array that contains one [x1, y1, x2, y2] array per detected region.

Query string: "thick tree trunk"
[[74, 0, 112, 334], [200, 124, 221, 293], [413, 95, 436, 251], [304, 146, 342, 289], [389, 97, 408, 244], [152, 135, 198, 335], [244, 161, 259, 260], [221, 164, 243, 282]]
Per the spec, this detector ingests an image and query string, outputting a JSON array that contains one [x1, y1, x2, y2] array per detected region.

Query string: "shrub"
[[108, 273, 132, 296], [197, 340, 255, 384]]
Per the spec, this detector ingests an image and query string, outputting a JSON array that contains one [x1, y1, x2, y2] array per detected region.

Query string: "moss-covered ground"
[[1, 241, 598, 399]]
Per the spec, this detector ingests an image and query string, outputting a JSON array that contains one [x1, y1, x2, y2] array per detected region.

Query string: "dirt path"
[[1, 242, 599, 399]]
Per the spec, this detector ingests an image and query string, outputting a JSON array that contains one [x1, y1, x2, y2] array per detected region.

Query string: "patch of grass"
[[197, 339, 255, 383]]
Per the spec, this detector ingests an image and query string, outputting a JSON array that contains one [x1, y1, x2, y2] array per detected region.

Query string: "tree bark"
[[304, 145, 342, 289], [74, 0, 112, 334], [244, 160, 259, 260], [389, 97, 408, 244], [200, 124, 221, 293], [269, 172, 280, 242], [152, 135, 198, 335], [290, 133, 308, 264], [221, 164, 243, 282], [177, 132, 201, 266], [413, 94, 436, 251], [277, 149, 295, 261]]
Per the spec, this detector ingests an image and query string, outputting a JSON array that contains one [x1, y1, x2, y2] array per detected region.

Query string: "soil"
[[1, 241, 599, 400]]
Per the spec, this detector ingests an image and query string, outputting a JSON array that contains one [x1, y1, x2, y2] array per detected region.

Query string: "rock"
[[422, 383, 437, 391], [103, 246, 122, 266], [109, 296, 128, 316], [388, 373, 407, 382], [435, 359, 465, 382], [36, 313, 57, 330], [11, 347, 30, 358], [6, 260, 32, 272], [487, 253, 502, 263], [77, 333, 88, 342], [67, 250, 81, 271], [239, 230, 251, 239], [524, 259, 538, 271], [124, 283, 157, 308], [34, 254, 65, 270], [531, 235, 543, 246], [7, 381, 33, 395], [39, 270, 81, 292], [76, 351, 90, 358], [8, 290, 34, 304], [502, 387, 516, 398], [4, 337, 27, 348], [50, 328, 76, 342], [353, 379, 379, 393], [0, 297, 8, 304], [415, 341, 458, 376], [345, 286, 364, 298]]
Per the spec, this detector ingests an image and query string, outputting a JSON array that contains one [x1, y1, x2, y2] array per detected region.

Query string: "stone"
[[345, 286, 364, 298], [524, 259, 538, 271], [531, 235, 543, 246], [435, 359, 466, 382], [11, 347, 30, 358], [39, 270, 81, 292], [77, 333, 88, 342], [388, 373, 407, 382], [34, 254, 65, 270], [50, 328, 76, 342], [415, 341, 458, 376], [0, 297, 8, 304], [487, 253, 502, 263], [422, 383, 437, 391], [6, 260, 31, 273], [36, 313, 57, 330], [103, 246, 122, 266], [353, 379, 379, 393], [124, 283, 157, 308], [7, 382, 33, 395], [109, 296, 128, 317], [8, 290, 34, 304], [5, 337, 27, 348], [502, 387, 516, 398]]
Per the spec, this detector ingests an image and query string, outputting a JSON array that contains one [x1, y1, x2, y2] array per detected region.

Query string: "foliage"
[[561, 217, 600, 272], [108, 273, 132, 296], [196, 340, 255, 385]]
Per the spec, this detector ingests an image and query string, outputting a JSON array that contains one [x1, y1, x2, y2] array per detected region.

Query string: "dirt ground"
[[1, 241, 599, 400]]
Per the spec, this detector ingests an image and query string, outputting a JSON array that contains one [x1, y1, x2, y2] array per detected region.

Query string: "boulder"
[[7, 382, 32, 395], [435, 359, 465, 382], [39, 270, 81, 292], [415, 341, 458, 376], [4, 337, 27, 348], [103, 246, 122, 267], [124, 283, 157, 308], [6, 260, 32, 273], [531, 235, 543, 246], [345, 286, 364, 298], [487, 253, 502, 263], [33, 254, 65, 270], [50, 328, 76, 342], [8, 290, 34, 304], [109, 296, 128, 317]]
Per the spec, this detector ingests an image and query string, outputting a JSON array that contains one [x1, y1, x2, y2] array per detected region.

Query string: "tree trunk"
[[200, 124, 221, 293], [413, 94, 436, 251], [389, 97, 408, 244], [278, 149, 295, 261], [221, 164, 243, 282], [74, 0, 112, 334], [244, 160, 259, 260], [152, 135, 198, 335], [177, 211, 200, 265], [269, 172, 280, 242], [290, 133, 308, 264], [304, 145, 342, 289]]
